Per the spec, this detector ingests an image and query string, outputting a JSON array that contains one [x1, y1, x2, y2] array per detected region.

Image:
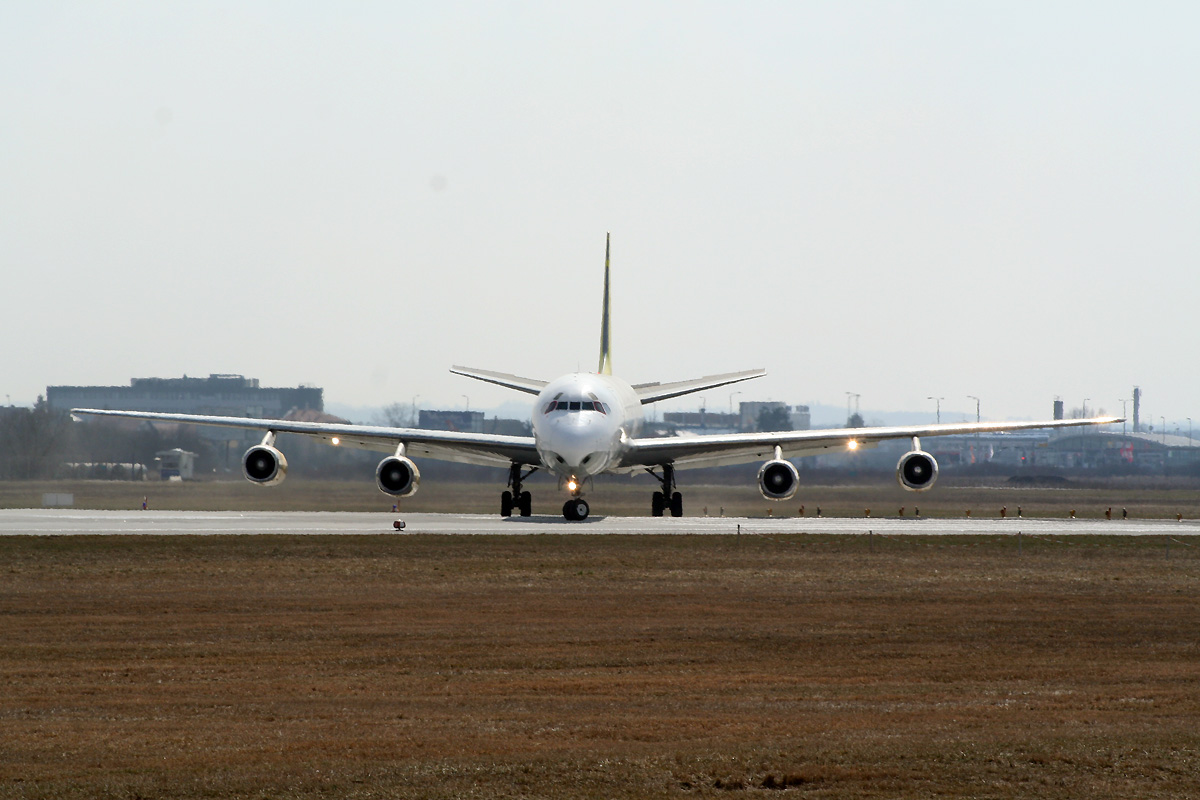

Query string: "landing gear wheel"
[[504, 463, 539, 519], [647, 464, 680, 519], [563, 498, 590, 521]]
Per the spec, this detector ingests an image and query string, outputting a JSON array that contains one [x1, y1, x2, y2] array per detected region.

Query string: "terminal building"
[[665, 402, 811, 433], [47, 374, 323, 420], [419, 409, 484, 434], [417, 409, 531, 436], [48, 374, 324, 448]]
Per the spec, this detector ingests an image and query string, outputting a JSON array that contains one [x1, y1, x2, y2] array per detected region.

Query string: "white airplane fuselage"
[[530, 373, 642, 489]]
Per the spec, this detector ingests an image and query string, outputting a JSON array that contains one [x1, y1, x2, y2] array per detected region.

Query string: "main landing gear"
[[501, 463, 535, 517], [648, 464, 683, 517]]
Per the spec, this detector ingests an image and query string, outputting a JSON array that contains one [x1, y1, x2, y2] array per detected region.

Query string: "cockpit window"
[[546, 396, 610, 414]]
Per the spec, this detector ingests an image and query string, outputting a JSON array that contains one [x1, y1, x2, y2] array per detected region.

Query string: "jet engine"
[[376, 455, 420, 497], [243, 444, 287, 486], [896, 449, 938, 491], [757, 459, 799, 500]]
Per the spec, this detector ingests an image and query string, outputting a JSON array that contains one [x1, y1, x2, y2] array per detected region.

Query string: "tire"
[[572, 499, 589, 520], [519, 491, 532, 517], [670, 491, 683, 518], [651, 491, 664, 517], [501, 490, 513, 517]]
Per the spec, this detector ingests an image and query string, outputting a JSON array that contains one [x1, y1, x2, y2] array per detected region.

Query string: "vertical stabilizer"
[[598, 233, 613, 375]]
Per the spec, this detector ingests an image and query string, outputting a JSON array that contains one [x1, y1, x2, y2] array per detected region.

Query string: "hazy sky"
[[3, 2, 1197, 424]]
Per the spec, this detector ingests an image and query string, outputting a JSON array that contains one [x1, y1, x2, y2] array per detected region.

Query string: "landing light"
[[847, 439, 859, 451], [331, 437, 340, 446], [567, 479, 578, 493]]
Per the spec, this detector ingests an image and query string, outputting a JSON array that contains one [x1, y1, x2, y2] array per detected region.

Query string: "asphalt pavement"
[[1, 508, 1196, 536]]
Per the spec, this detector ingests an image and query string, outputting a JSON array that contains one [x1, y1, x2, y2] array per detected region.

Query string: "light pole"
[[729, 391, 742, 415], [927, 396, 943, 425], [1119, 399, 1127, 436], [462, 394, 470, 412], [1161, 416, 1166, 445], [845, 391, 860, 426], [1082, 399, 1090, 448], [411, 394, 421, 427], [1189, 417, 1193, 445], [967, 395, 980, 424]]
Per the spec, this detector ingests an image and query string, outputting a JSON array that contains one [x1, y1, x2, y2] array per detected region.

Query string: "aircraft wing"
[[71, 409, 540, 468], [620, 416, 1122, 471], [449, 366, 548, 395], [632, 368, 766, 404]]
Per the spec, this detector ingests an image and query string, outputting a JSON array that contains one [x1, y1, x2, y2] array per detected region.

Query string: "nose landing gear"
[[563, 498, 590, 521]]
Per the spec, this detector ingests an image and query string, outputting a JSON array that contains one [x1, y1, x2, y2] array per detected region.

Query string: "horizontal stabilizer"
[[449, 366, 548, 396], [633, 368, 766, 404]]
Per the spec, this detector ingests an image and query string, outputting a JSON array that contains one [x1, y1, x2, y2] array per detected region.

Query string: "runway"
[[1, 508, 1196, 536]]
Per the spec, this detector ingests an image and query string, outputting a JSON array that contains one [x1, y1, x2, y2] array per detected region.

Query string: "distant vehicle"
[[74, 235, 1118, 520]]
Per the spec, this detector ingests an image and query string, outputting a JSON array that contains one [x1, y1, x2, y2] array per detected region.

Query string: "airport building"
[[419, 410, 485, 433], [734, 402, 812, 432], [48, 375, 325, 452], [663, 410, 740, 432], [416, 409, 531, 436], [817, 427, 1200, 475], [155, 448, 198, 480], [664, 402, 811, 434], [1036, 430, 1200, 472], [47, 374, 323, 420]]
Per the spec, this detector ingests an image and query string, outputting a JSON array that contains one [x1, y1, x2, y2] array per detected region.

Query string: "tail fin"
[[597, 233, 613, 375]]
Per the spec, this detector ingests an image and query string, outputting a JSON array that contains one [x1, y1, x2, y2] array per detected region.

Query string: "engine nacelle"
[[757, 459, 799, 501], [896, 450, 939, 491], [376, 455, 420, 497], [243, 444, 287, 486]]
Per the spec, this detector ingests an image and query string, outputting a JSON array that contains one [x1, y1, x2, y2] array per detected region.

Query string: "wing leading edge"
[[71, 409, 540, 468], [449, 366, 548, 396], [621, 416, 1123, 471], [632, 368, 766, 404]]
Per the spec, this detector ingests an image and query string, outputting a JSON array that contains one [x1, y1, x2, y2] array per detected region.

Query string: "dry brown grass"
[[1, 534, 1198, 798]]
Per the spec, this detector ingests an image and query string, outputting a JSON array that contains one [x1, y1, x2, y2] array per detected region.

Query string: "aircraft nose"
[[543, 413, 614, 475]]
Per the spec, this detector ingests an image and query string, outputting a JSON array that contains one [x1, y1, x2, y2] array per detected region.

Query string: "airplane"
[[73, 235, 1120, 521]]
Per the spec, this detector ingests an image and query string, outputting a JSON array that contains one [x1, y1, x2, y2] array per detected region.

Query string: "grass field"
[[2, 475, 1199, 519], [1, 533, 1198, 798]]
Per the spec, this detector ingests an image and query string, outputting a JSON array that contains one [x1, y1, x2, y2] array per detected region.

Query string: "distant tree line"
[[0, 398, 72, 479]]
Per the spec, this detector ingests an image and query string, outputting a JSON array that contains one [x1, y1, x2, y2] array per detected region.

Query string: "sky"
[[3, 2, 1198, 426]]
